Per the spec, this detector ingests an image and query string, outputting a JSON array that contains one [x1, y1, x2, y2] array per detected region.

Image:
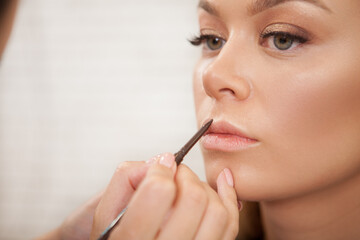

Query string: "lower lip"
[[201, 133, 258, 152]]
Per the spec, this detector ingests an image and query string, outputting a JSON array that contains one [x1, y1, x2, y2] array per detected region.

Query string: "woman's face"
[[193, 0, 360, 201]]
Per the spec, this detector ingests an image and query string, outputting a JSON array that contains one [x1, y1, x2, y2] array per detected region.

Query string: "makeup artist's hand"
[[91, 153, 239, 240], [37, 155, 157, 240], [156, 163, 239, 240], [36, 192, 102, 240]]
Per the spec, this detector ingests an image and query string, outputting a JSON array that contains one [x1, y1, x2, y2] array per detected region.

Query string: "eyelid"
[[260, 23, 312, 42], [189, 29, 226, 47], [261, 31, 308, 44], [200, 28, 226, 39]]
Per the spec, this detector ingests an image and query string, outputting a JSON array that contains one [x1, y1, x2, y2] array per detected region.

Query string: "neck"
[[260, 173, 360, 240]]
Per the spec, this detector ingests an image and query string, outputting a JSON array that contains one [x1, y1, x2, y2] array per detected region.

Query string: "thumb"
[[91, 153, 175, 239]]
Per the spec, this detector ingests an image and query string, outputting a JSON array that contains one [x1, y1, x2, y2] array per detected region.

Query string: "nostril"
[[219, 88, 235, 95]]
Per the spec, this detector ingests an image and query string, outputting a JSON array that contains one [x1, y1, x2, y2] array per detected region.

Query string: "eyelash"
[[260, 31, 308, 44], [189, 32, 309, 50], [189, 34, 220, 46]]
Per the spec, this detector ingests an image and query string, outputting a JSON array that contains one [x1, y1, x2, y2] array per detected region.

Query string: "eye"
[[273, 33, 294, 50], [261, 31, 308, 51], [205, 36, 225, 50], [189, 34, 226, 51]]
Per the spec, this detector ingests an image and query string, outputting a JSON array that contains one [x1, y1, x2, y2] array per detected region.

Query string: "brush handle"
[[97, 207, 127, 240], [174, 119, 213, 165]]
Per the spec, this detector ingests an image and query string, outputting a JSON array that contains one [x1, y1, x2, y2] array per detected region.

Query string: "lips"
[[201, 120, 258, 152]]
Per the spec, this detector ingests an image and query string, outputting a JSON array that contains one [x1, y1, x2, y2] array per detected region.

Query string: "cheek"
[[192, 62, 202, 116], [268, 56, 360, 149], [267, 31, 360, 150], [193, 59, 212, 125], [259, 49, 360, 196]]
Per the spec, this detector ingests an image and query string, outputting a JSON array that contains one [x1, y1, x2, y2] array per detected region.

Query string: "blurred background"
[[0, 0, 202, 239]]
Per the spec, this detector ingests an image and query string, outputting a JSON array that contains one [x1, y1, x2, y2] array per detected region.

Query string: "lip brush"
[[97, 119, 213, 240], [174, 119, 213, 165]]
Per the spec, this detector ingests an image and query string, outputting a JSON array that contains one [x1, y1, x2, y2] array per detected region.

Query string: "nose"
[[202, 46, 252, 101]]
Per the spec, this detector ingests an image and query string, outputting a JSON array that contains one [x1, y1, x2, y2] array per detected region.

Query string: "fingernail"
[[223, 168, 234, 187], [146, 154, 161, 164], [159, 153, 174, 168]]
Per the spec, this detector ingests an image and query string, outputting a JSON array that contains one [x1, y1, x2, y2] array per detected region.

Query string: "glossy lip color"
[[201, 120, 259, 152]]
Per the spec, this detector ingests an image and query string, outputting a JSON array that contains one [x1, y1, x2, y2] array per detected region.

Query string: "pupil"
[[274, 35, 293, 50], [279, 37, 287, 44], [207, 37, 222, 50]]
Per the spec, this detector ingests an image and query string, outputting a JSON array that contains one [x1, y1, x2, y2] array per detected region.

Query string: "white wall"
[[0, 0, 203, 238]]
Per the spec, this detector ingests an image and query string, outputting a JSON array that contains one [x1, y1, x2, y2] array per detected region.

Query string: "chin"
[[201, 149, 278, 200], [201, 148, 331, 202]]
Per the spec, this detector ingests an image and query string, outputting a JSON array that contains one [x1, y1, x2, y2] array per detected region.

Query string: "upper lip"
[[205, 120, 257, 141]]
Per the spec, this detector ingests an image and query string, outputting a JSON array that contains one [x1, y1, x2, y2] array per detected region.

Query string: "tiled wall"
[[0, 0, 204, 238]]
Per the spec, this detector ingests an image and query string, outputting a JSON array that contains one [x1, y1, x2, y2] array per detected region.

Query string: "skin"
[[36, 154, 240, 240], [193, 0, 360, 239], [36, 193, 102, 240], [90, 154, 239, 240]]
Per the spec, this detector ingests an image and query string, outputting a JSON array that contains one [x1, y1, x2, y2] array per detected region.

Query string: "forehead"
[[198, 0, 331, 16]]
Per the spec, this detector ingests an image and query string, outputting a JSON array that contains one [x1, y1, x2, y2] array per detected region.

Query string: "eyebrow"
[[198, 0, 220, 17], [198, 0, 332, 17], [249, 0, 331, 15]]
